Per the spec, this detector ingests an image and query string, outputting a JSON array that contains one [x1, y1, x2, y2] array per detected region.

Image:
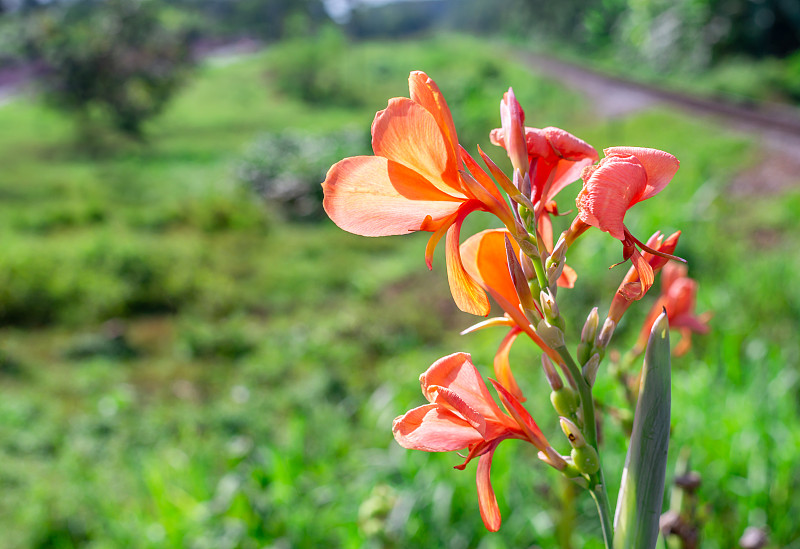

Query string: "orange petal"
[[576, 155, 647, 241], [408, 71, 460, 170], [430, 386, 489, 437], [557, 264, 577, 289], [323, 156, 461, 237], [490, 380, 549, 451], [476, 445, 502, 532], [605, 147, 679, 203], [494, 327, 525, 402], [372, 97, 462, 197], [446, 213, 490, 316], [392, 404, 482, 452], [630, 247, 655, 298], [421, 352, 502, 420], [544, 127, 598, 162], [459, 145, 508, 206]]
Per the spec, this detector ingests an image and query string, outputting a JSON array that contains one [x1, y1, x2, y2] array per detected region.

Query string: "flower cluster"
[[322, 71, 708, 535]]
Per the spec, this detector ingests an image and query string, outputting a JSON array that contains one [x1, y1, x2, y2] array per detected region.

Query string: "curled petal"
[[392, 404, 482, 452], [421, 352, 503, 420], [431, 386, 488, 437], [605, 147, 679, 203], [323, 156, 461, 237], [577, 156, 647, 241], [476, 443, 502, 532], [629, 247, 655, 298], [544, 127, 598, 162]]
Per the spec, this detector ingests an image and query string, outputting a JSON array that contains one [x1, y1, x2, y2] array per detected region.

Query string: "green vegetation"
[[1, 33, 799, 548]]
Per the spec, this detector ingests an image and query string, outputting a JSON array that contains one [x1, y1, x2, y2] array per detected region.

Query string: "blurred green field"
[[1, 33, 799, 548]]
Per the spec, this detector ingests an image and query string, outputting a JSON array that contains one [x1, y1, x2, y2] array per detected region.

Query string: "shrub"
[[236, 128, 369, 220], [22, 0, 193, 138]]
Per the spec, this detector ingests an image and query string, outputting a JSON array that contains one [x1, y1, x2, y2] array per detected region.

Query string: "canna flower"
[[575, 147, 681, 298], [490, 93, 598, 248], [635, 263, 711, 356], [392, 352, 558, 531], [460, 229, 572, 398], [608, 230, 681, 323], [322, 71, 515, 317]]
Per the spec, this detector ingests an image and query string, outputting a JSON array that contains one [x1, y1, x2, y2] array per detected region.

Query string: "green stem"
[[590, 468, 615, 549], [556, 345, 614, 548]]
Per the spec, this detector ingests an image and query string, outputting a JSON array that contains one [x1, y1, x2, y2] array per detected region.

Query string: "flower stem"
[[556, 345, 614, 548], [590, 468, 614, 549]]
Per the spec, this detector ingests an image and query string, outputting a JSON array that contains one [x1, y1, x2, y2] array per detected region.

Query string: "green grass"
[[0, 32, 799, 548]]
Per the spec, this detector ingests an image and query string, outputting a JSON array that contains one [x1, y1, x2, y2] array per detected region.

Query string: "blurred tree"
[[22, 0, 193, 139], [171, 0, 329, 41]]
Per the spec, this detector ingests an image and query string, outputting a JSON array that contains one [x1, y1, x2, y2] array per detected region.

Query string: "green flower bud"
[[571, 445, 600, 475], [550, 387, 579, 416]]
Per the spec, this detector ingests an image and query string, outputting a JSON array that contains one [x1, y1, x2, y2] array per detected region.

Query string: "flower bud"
[[571, 445, 600, 475], [550, 387, 579, 416], [540, 290, 560, 322], [536, 319, 565, 348], [581, 307, 599, 345], [538, 446, 567, 471], [519, 250, 535, 280], [595, 317, 616, 349], [540, 354, 563, 391], [516, 235, 539, 258], [559, 417, 586, 448], [582, 353, 601, 387]]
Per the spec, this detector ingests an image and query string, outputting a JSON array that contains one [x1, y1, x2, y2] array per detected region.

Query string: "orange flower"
[[460, 229, 571, 399], [490, 92, 597, 242], [322, 71, 514, 316], [636, 263, 711, 356], [392, 352, 552, 531], [576, 147, 681, 297], [608, 230, 681, 323]]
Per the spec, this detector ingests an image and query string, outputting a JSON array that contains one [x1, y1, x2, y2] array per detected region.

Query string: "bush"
[[236, 128, 369, 220], [22, 0, 193, 138]]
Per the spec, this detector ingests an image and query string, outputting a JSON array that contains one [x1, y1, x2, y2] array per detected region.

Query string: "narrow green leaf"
[[613, 311, 671, 549]]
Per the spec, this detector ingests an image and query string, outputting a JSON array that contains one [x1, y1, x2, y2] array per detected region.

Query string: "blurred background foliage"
[[0, 0, 799, 548]]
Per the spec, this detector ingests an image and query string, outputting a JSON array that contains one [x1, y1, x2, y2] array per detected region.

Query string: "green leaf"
[[613, 311, 671, 549]]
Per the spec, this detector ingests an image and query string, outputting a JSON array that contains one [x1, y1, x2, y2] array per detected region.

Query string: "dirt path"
[[524, 54, 800, 195]]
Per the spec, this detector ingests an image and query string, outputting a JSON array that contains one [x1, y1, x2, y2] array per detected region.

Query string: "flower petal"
[[392, 404, 482, 452], [494, 327, 525, 402], [408, 71, 460, 172], [322, 156, 461, 237], [490, 379, 549, 451], [420, 352, 502, 420], [605, 147, 679, 203], [446, 211, 491, 316], [476, 443, 502, 532], [576, 155, 647, 241], [373, 97, 463, 197]]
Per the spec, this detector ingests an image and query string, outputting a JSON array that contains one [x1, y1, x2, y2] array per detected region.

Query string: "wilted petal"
[[544, 127, 598, 162], [372, 97, 462, 196], [576, 155, 647, 241], [323, 156, 461, 236], [605, 147, 679, 203], [393, 404, 482, 452]]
